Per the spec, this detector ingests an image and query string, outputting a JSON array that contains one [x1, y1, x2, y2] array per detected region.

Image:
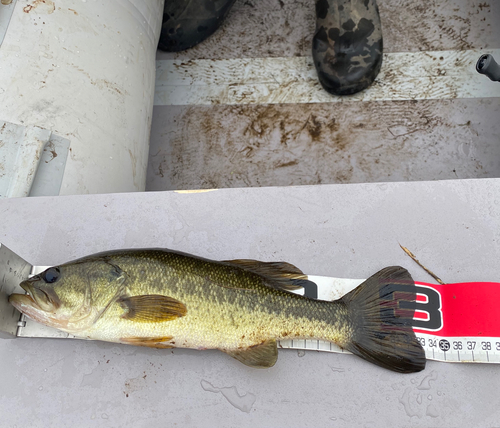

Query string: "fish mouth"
[[9, 282, 62, 328], [9, 279, 55, 314], [10, 280, 39, 307], [8, 291, 51, 327], [8, 292, 40, 311], [9, 278, 73, 332]]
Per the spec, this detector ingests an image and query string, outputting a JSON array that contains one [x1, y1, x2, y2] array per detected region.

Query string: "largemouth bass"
[[9, 249, 425, 373]]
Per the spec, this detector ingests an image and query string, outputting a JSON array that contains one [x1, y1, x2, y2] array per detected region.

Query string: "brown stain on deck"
[[147, 98, 500, 191], [23, 0, 55, 14]]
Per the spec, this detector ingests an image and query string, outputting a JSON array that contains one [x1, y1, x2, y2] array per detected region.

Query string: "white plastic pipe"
[[0, 0, 163, 195]]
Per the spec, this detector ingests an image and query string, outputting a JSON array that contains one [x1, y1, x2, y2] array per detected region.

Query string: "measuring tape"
[[279, 276, 500, 364]]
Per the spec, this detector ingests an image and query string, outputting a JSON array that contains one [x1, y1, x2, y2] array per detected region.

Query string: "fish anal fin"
[[224, 259, 314, 292], [120, 336, 174, 349], [224, 339, 278, 368], [118, 295, 187, 322]]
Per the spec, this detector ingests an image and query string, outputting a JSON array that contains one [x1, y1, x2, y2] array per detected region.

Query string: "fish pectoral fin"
[[223, 259, 314, 292], [118, 295, 187, 322], [224, 339, 278, 368], [120, 336, 174, 348]]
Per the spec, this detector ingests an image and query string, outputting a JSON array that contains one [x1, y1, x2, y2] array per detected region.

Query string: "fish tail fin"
[[340, 266, 426, 373]]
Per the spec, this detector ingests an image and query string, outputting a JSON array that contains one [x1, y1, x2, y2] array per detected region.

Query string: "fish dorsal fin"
[[118, 295, 187, 322], [224, 339, 278, 368], [223, 259, 313, 292]]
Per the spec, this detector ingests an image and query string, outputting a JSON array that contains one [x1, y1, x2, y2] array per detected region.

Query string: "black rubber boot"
[[159, 0, 237, 52], [313, 0, 383, 95]]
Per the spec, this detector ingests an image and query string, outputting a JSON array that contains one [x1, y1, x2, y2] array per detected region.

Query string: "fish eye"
[[42, 267, 60, 284]]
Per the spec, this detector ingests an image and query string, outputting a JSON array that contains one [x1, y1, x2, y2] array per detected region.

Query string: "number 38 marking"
[[482, 342, 492, 351]]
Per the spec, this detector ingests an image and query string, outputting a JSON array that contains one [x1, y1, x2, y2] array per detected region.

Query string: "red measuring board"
[[412, 281, 500, 362]]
